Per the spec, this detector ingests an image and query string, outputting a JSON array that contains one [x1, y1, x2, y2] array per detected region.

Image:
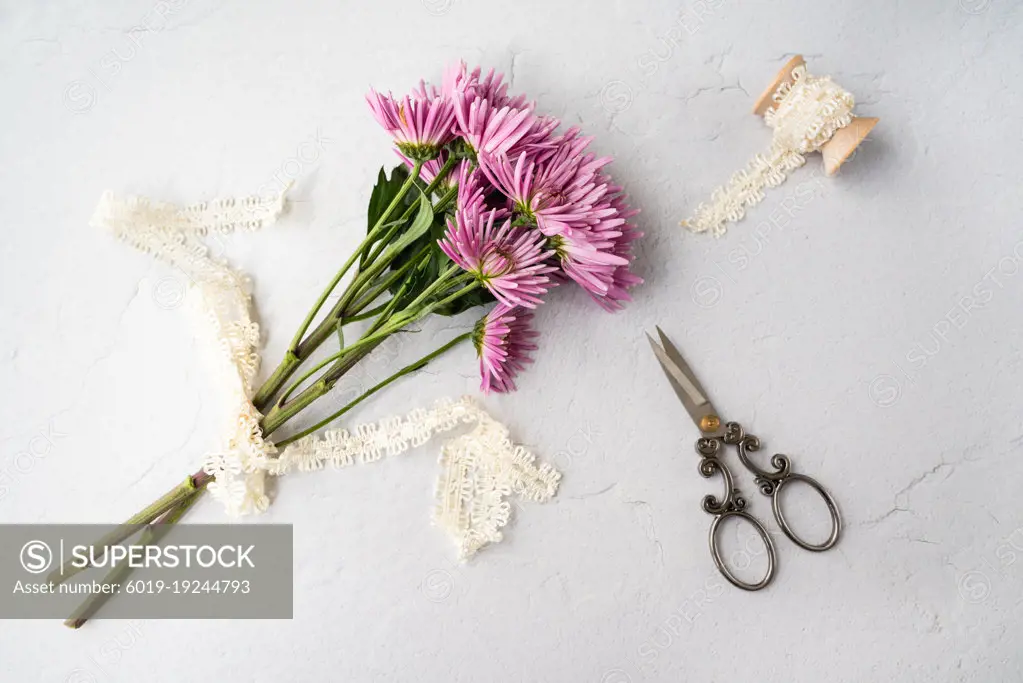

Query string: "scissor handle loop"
[[771, 473, 842, 552], [708, 510, 776, 591]]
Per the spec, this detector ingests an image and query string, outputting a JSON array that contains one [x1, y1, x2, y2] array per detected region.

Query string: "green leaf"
[[389, 194, 434, 254], [366, 165, 495, 318], [366, 166, 410, 232], [433, 285, 495, 317], [363, 166, 411, 268], [372, 194, 435, 303], [429, 205, 450, 244], [392, 252, 437, 305]]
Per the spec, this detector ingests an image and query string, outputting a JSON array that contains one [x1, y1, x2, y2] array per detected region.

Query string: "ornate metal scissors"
[[647, 326, 841, 590]]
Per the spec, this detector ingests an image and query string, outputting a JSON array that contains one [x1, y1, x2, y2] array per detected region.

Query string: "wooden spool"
[[752, 55, 878, 176]]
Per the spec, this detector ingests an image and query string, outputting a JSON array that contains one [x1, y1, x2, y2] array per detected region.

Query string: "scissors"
[[647, 326, 842, 590]]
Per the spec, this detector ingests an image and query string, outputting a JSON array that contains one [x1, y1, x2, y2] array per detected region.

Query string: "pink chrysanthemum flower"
[[454, 162, 493, 217], [555, 175, 644, 301], [591, 218, 644, 311], [480, 128, 614, 227], [548, 225, 629, 297], [439, 207, 555, 308], [373, 61, 644, 312], [473, 304, 539, 394], [453, 95, 555, 159], [564, 181, 642, 308], [480, 147, 612, 234], [366, 90, 456, 162], [443, 61, 528, 110], [480, 128, 643, 304]]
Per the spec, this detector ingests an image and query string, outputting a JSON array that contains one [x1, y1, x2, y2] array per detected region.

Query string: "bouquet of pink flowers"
[[59, 60, 641, 626]]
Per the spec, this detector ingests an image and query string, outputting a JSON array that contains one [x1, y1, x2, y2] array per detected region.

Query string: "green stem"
[[348, 182, 459, 316], [254, 351, 301, 411], [276, 332, 472, 448], [432, 183, 458, 214], [276, 269, 424, 408], [259, 340, 382, 437], [360, 154, 457, 268], [361, 182, 455, 283], [264, 276, 424, 437], [361, 220, 408, 271], [285, 161, 423, 356], [49, 475, 199, 585], [348, 169, 458, 309], [342, 302, 389, 324], [362, 157, 458, 268], [339, 227, 416, 315], [262, 280, 480, 439], [389, 266, 467, 324], [252, 162, 442, 411], [256, 159, 462, 411], [427, 154, 459, 196], [365, 280, 415, 337], [275, 324, 397, 408], [63, 491, 202, 629], [348, 248, 432, 318], [413, 280, 480, 317]]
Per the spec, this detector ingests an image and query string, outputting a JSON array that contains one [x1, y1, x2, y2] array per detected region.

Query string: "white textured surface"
[[1, 1, 1022, 681]]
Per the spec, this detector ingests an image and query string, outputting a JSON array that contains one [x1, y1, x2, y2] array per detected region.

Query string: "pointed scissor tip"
[[655, 325, 681, 356], [646, 330, 664, 354], [646, 326, 708, 413]]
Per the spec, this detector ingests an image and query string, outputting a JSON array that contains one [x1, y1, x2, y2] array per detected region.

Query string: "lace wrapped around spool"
[[91, 187, 561, 560], [683, 65, 855, 237]]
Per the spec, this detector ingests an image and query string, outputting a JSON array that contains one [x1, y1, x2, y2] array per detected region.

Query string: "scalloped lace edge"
[[274, 396, 561, 559]]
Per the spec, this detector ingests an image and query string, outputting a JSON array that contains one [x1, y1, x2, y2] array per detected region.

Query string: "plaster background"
[[1, 0, 1021, 680]]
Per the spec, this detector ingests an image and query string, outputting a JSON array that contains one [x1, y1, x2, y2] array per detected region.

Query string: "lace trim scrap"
[[275, 397, 562, 559], [90, 189, 288, 516], [436, 417, 560, 559], [683, 65, 854, 237]]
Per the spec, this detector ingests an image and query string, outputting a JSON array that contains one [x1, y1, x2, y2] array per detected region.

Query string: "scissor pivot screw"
[[700, 415, 721, 432]]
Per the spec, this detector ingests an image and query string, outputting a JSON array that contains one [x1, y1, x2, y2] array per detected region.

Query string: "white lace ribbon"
[[91, 188, 561, 559], [273, 396, 561, 559], [682, 64, 855, 237]]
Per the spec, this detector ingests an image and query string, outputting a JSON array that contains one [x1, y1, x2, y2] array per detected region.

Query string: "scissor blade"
[[647, 332, 705, 405], [647, 327, 718, 431], [654, 326, 712, 406]]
